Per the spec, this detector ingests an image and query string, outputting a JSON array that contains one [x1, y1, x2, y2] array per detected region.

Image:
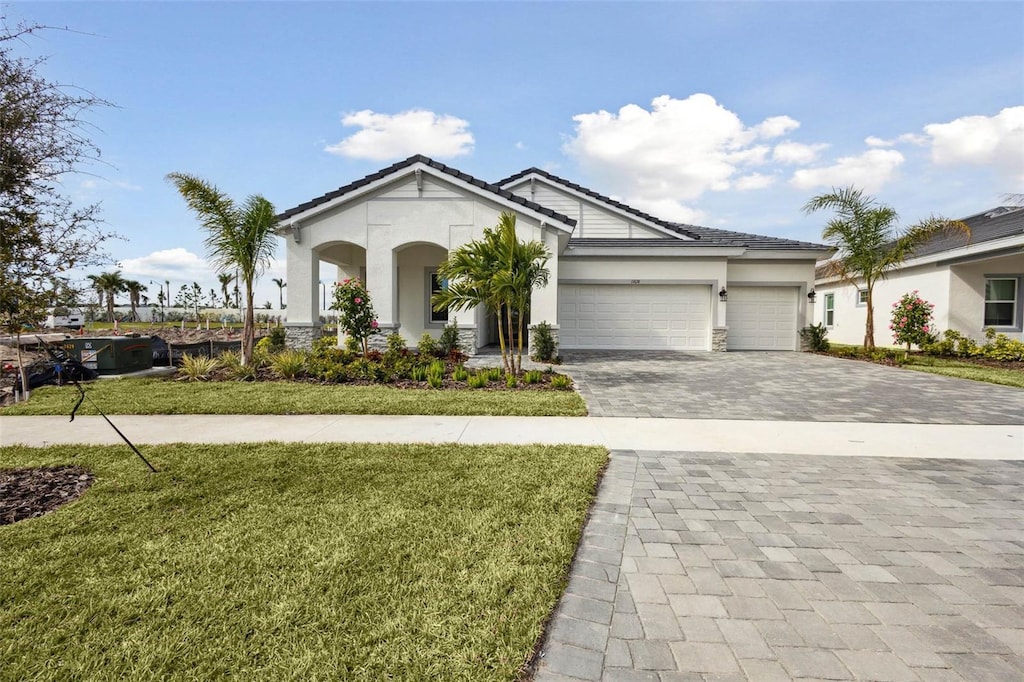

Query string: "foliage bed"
[[0, 442, 608, 681]]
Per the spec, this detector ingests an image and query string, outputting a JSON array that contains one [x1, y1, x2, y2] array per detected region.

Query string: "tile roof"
[[496, 167, 702, 239], [666, 224, 832, 251], [277, 155, 577, 227], [909, 206, 1024, 259]]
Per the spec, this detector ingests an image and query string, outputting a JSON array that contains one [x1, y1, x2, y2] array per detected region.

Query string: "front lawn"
[[1, 378, 588, 416], [820, 344, 1023, 389], [1, 442, 607, 680]]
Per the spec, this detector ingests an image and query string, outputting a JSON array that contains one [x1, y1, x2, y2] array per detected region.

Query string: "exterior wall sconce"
[[807, 289, 817, 303], [718, 287, 728, 301]]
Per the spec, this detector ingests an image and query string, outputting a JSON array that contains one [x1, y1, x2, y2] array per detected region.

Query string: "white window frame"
[[984, 275, 1022, 331], [425, 269, 448, 327], [823, 293, 835, 327], [856, 289, 868, 307]]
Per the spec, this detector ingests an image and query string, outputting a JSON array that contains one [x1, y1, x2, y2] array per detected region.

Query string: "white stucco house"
[[277, 155, 833, 353], [814, 206, 1024, 346]]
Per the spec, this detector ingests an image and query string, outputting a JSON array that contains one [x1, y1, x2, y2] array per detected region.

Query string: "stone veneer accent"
[[456, 326, 478, 356], [712, 327, 728, 352], [527, 323, 559, 360], [367, 323, 401, 351], [284, 324, 322, 350]]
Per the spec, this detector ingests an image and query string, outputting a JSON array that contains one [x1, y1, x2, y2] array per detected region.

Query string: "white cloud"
[[563, 94, 821, 217], [734, 173, 777, 191], [773, 141, 829, 164], [923, 106, 1024, 185], [515, 141, 526, 150], [790, 149, 905, 193], [325, 109, 474, 161], [864, 133, 927, 148]]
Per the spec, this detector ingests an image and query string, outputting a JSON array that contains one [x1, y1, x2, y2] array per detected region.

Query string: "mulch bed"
[[0, 466, 94, 526]]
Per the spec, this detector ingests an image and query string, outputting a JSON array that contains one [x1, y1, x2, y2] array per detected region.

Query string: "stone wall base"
[[712, 327, 728, 352], [456, 326, 478, 356], [285, 324, 322, 350], [367, 323, 401, 352], [528, 323, 560, 361]]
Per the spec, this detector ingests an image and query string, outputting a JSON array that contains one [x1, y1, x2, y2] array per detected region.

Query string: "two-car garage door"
[[559, 284, 710, 350]]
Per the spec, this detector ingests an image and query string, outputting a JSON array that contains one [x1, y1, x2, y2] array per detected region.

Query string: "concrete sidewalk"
[[1, 415, 1021, 460]]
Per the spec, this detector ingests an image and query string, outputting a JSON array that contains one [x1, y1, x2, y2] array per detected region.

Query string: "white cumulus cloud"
[[563, 94, 820, 219], [923, 106, 1024, 186], [790, 149, 905, 193], [325, 109, 474, 161], [773, 141, 829, 165]]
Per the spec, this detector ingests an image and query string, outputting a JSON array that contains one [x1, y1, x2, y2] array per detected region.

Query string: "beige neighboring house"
[[277, 155, 833, 353], [815, 206, 1024, 346]]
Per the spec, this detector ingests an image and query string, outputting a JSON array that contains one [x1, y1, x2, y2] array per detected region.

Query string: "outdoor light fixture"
[[718, 287, 728, 301], [807, 289, 817, 303]]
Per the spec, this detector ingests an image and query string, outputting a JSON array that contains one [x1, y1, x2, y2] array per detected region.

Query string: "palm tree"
[[272, 277, 286, 309], [433, 212, 550, 374], [804, 187, 969, 349], [167, 173, 278, 365], [124, 280, 146, 322], [88, 270, 128, 323], [218, 272, 234, 308]]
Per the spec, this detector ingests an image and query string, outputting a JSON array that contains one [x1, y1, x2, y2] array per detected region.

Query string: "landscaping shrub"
[[531, 321, 558, 362], [417, 332, 439, 358], [523, 370, 543, 385], [890, 291, 934, 350], [265, 325, 287, 353], [486, 367, 502, 382], [452, 365, 469, 382], [439, 319, 462, 357], [506, 374, 517, 388], [178, 353, 218, 381], [271, 349, 307, 380], [798, 323, 830, 352], [980, 328, 1024, 361], [550, 374, 572, 390], [411, 365, 428, 382], [428, 374, 444, 389], [467, 372, 489, 389], [385, 332, 408, 356]]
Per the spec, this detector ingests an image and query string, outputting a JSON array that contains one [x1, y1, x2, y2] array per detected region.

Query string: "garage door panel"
[[727, 287, 798, 351], [560, 284, 710, 350]]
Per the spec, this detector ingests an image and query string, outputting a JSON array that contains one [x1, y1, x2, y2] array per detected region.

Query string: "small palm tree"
[[218, 272, 235, 308], [433, 212, 550, 374], [88, 270, 127, 322], [272, 277, 286, 309], [124, 280, 146, 322], [167, 173, 278, 365], [805, 187, 969, 349]]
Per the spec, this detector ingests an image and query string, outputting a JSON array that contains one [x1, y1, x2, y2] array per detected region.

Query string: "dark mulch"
[[0, 466, 93, 525]]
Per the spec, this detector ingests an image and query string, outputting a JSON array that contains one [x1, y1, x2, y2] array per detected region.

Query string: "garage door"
[[559, 284, 710, 350], [727, 286, 798, 350]]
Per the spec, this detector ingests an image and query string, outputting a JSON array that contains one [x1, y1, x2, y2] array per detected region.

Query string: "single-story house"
[[814, 206, 1024, 346], [277, 155, 833, 353]]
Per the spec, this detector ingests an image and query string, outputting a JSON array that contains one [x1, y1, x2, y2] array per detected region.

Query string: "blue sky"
[[7, 1, 1023, 308]]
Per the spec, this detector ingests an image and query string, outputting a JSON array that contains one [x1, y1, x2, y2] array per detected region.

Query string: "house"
[[814, 206, 1024, 346], [277, 155, 833, 353]]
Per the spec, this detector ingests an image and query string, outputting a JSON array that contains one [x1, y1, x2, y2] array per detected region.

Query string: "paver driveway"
[[561, 351, 1024, 424], [533, 450, 1024, 682]]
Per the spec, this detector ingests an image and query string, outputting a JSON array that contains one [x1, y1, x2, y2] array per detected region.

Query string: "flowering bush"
[[331, 278, 379, 355], [890, 291, 934, 350]]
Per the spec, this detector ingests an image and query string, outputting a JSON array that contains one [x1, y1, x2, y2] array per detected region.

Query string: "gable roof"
[[277, 155, 577, 229], [496, 167, 702, 239]]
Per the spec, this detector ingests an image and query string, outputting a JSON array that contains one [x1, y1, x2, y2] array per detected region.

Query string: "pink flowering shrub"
[[331, 277, 380, 355], [890, 291, 934, 350]]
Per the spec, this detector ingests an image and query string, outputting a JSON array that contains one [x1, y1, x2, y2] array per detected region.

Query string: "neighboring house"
[[277, 155, 833, 353], [814, 206, 1024, 346]]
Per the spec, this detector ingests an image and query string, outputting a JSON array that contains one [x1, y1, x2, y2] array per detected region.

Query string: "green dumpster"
[[61, 336, 153, 375]]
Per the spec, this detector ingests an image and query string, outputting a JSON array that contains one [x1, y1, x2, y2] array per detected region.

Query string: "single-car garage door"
[[559, 284, 710, 350], [727, 286, 798, 350]]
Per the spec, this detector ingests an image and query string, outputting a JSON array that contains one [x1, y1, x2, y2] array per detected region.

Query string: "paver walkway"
[[533, 450, 1024, 681], [561, 351, 1024, 424]]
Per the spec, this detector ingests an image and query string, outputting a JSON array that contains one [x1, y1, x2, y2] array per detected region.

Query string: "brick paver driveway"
[[561, 351, 1024, 424], [533, 451, 1024, 682]]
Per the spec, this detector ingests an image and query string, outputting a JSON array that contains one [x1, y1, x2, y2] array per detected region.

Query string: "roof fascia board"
[[282, 162, 576, 233], [734, 249, 835, 261], [563, 246, 745, 258], [504, 171, 692, 241]]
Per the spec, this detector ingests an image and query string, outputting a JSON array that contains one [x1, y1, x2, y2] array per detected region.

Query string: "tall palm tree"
[[272, 277, 286, 309], [433, 212, 550, 374], [217, 272, 234, 308], [805, 187, 969, 349], [167, 173, 278, 365], [88, 270, 127, 323], [123, 280, 146, 322]]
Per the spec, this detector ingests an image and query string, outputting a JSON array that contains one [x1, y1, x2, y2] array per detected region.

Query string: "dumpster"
[[61, 336, 153, 375]]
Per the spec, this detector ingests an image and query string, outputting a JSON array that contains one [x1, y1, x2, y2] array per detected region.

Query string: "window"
[[856, 289, 868, 306], [984, 277, 1019, 328], [427, 270, 448, 324], [823, 293, 835, 327]]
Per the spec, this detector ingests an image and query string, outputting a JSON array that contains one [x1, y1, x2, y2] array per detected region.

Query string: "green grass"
[[0, 442, 608, 681], [1, 378, 588, 416], [902, 356, 1024, 388]]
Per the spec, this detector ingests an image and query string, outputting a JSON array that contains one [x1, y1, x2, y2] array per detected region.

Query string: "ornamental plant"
[[331, 278, 379, 356], [889, 291, 934, 351]]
